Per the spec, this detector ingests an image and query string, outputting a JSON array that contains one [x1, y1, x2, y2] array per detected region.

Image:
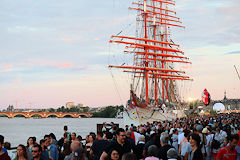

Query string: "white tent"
[[213, 103, 225, 111], [200, 110, 205, 113]]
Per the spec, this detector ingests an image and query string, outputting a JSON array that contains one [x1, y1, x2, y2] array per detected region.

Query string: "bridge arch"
[[46, 113, 59, 118], [13, 113, 27, 118], [30, 113, 44, 118], [62, 114, 75, 118], [0, 113, 10, 118]]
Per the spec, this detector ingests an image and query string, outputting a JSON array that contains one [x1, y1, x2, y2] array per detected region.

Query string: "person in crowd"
[[100, 128, 134, 160], [102, 122, 107, 132], [134, 135, 145, 159], [167, 148, 179, 160], [195, 124, 207, 159], [60, 142, 71, 160], [64, 140, 85, 160], [86, 134, 95, 159], [58, 132, 68, 152], [216, 134, 239, 160], [44, 134, 59, 160], [14, 144, 28, 160], [211, 128, 225, 160], [143, 133, 158, 157], [71, 132, 77, 142], [178, 130, 191, 160], [121, 152, 137, 160], [64, 126, 71, 140], [202, 128, 213, 160], [31, 144, 43, 160], [90, 131, 110, 160], [107, 149, 119, 160], [27, 137, 35, 160], [171, 129, 178, 152], [0, 135, 10, 160], [3, 142, 11, 154], [158, 134, 173, 160], [236, 127, 240, 160], [39, 139, 49, 160], [145, 145, 159, 160], [49, 133, 58, 146], [188, 133, 203, 160], [104, 132, 113, 141]]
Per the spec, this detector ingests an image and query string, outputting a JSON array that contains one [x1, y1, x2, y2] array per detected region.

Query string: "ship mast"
[[109, 0, 192, 108]]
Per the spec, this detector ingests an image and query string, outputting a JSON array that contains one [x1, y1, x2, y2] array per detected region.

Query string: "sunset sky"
[[0, 0, 240, 109]]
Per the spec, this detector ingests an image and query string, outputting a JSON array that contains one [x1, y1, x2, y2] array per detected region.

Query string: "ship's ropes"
[[109, 68, 124, 105]]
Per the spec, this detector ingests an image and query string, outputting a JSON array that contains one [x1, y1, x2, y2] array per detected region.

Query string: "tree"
[[49, 108, 55, 113], [93, 106, 120, 118]]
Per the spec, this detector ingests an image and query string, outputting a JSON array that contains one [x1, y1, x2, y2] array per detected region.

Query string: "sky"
[[0, 0, 239, 109]]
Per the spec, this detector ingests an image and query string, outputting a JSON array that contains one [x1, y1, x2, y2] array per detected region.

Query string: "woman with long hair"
[[86, 134, 96, 160], [14, 144, 28, 160], [188, 133, 203, 160], [27, 137, 35, 160]]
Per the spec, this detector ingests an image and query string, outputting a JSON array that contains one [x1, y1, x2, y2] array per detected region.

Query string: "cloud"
[[225, 51, 240, 55]]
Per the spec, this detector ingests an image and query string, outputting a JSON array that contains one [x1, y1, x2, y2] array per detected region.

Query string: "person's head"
[[76, 135, 82, 141], [4, 142, 11, 150], [167, 148, 178, 159], [64, 125, 68, 132], [49, 133, 56, 140], [160, 135, 169, 146], [122, 152, 137, 160], [189, 133, 201, 148], [63, 132, 68, 139], [44, 135, 51, 146], [27, 137, 34, 147], [89, 134, 96, 143], [150, 133, 158, 140], [109, 149, 119, 160], [96, 132, 104, 140], [138, 135, 145, 143], [184, 130, 190, 138], [71, 140, 85, 159], [227, 134, 239, 150], [105, 132, 113, 140], [0, 135, 4, 150], [16, 144, 28, 159], [147, 145, 158, 157], [39, 139, 46, 149], [116, 128, 126, 144], [196, 125, 203, 132], [126, 131, 131, 138], [32, 144, 42, 159], [71, 140, 81, 152], [71, 132, 76, 140]]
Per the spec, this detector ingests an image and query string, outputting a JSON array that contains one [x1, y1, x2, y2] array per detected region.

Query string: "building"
[[7, 105, 14, 112], [76, 103, 84, 108], [66, 102, 75, 109]]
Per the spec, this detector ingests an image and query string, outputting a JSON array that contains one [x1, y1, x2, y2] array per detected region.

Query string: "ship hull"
[[123, 105, 185, 125]]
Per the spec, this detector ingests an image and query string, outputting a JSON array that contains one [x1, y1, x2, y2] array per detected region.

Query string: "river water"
[[0, 117, 124, 147]]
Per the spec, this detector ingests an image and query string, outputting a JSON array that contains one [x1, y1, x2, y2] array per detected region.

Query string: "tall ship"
[[109, 0, 192, 126]]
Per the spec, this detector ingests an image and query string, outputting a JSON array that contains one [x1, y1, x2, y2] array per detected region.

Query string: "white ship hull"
[[123, 105, 185, 126]]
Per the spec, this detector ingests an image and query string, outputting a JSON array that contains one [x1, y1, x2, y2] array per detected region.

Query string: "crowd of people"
[[0, 113, 240, 160]]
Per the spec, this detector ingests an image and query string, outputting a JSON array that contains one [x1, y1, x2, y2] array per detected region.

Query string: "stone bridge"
[[0, 112, 93, 118]]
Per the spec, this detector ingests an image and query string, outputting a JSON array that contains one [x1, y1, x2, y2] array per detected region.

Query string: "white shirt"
[[178, 132, 184, 145]]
